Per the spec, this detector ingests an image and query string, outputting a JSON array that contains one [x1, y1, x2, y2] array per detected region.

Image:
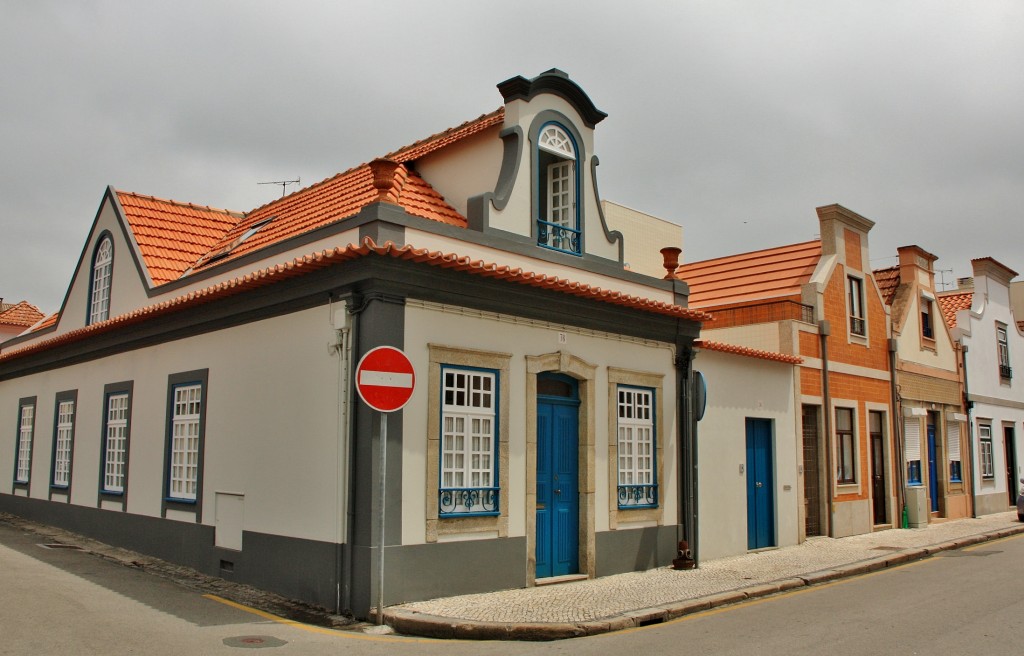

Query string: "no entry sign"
[[355, 346, 416, 412]]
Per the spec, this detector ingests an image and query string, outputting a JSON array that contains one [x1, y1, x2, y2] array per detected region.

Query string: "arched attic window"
[[536, 123, 580, 255], [89, 236, 113, 324]]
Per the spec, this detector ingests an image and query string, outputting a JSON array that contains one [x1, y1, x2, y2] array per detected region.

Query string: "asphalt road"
[[2, 522, 1022, 655]]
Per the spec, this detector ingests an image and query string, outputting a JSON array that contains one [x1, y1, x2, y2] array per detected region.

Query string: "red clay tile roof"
[[0, 238, 707, 363], [696, 339, 803, 364], [872, 266, 900, 306], [386, 109, 504, 163], [194, 162, 465, 272], [677, 240, 822, 309], [937, 291, 972, 329], [117, 111, 501, 283], [0, 301, 45, 327], [116, 192, 242, 285]]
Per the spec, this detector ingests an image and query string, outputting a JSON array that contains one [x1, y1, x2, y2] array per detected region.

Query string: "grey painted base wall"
[[595, 525, 680, 577], [975, 491, 1013, 516], [0, 494, 340, 611]]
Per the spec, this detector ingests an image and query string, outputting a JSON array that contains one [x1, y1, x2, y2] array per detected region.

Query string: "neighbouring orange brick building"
[[680, 204, 895, 539]]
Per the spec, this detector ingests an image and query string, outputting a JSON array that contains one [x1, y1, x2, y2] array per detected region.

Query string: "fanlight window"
[[89, 237, 113, 325], [538, 125, 575, 158]]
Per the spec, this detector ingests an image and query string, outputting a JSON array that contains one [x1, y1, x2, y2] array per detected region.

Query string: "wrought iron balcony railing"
[[617, 484, 658, 508], [537, 219, 581, 255], [438, 487, 499, 516]]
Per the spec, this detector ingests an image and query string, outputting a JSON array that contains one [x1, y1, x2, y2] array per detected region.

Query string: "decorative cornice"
[[497, 69, 607, 128]]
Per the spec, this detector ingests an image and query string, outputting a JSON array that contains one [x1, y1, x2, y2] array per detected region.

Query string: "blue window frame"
[[438, 366, 499, 516], [13, 397, 36, 486], [100, 381, 133, 497], [535, 122, 581, 256], [616, 385, 657, 508], [88, 234, 114, 325], [50, 390, 77, 490]]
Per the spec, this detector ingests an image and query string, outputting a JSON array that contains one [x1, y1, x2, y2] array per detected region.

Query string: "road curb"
[[384, 524, 1024, 641]]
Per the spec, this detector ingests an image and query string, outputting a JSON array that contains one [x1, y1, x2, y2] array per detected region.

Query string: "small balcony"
[[537, 219, 581, 255], [850, 316, 866, 336], [1000, 364, 1013, 380]]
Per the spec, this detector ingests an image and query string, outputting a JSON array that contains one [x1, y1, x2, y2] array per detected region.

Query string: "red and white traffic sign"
[[355, 346, 416, 413]]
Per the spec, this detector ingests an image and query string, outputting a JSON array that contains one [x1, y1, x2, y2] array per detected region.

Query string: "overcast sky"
[[2, 1, 1022, 314]]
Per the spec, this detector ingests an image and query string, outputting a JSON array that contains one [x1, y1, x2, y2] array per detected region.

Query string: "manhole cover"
[[38, 543, 83, 550], [223, 636, 287, 649]]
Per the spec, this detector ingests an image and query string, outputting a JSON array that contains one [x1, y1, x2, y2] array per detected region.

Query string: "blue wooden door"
[[536, 395, 579, 579], [746, 418, 775, 550], [927, 424, 939, 512]]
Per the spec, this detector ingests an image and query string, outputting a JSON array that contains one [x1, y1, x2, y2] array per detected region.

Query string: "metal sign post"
[[354, 346, 415, 626]]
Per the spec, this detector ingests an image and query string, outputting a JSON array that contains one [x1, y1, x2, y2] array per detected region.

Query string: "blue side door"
[[536, 394, 579, 579], [746, 418, 775, 550], [927, 424, 939, 512]]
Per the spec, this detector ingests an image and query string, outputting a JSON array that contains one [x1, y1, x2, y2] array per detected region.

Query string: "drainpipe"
[[676, 343, 698, 566], [962, 344, 978, 518], [888, 338, 906, 526], [819, 320, 834, 538], [339, 293, 369, 616]]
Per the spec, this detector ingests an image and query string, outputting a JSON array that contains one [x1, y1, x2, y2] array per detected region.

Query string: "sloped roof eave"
[[0, 238, 707, 364]]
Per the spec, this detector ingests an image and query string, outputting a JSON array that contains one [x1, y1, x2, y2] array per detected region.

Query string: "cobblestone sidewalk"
[[386, 512, 1024, 639]]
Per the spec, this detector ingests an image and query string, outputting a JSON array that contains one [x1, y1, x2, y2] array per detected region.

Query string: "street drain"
[[871, 546, 902, 551], [38, 543, 83, 550], [937, 550, 1001, 557], [223, 635, 287, 649]]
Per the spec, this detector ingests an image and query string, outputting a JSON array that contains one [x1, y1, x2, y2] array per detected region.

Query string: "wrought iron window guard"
[[1000, 364, 1013, 380], [617, 484, 658, 508], [438, 487, 499, 516], [537, 219, 581, 255], [849, 316, 866, 336]]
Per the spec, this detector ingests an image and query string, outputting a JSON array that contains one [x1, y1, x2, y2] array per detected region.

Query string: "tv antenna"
[[258, 178, 301, 197], [936, 268, 955, 291]]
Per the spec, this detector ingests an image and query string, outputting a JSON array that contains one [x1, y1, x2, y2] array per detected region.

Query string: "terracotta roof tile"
[[677, 240, 822, 309], [696, 339, 803, 364], [872, 266, 900, 306], [0, 238, 707, 363], [116, 192, 241, 285], [937, 291, 972, 329], [0, 301, 45, 327], [386, 109, 504, 162]]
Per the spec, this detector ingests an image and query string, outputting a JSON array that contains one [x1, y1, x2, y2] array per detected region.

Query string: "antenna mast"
[[258, 178, 301, 197]]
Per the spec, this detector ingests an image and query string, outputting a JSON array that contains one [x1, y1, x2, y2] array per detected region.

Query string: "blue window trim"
[[86, 231, 114, 326], [12, 396, 36, 487], [616, 383, 659, 510], [49, 389, 78, 491], [438, 364, 500, 518], [161, 370, 209, 519], [534, 121, 582, 256], [99, 381, 133, 499]]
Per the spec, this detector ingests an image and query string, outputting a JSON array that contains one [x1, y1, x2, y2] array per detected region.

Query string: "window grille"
[[617, 386, 657, 508], [89, 237, 113, 325], [104, 394, 129, 493], [15, 404, 34, 483], [169, 384, 202, 501], [52, 400, 74, 487], [439, 368, 498, 515]]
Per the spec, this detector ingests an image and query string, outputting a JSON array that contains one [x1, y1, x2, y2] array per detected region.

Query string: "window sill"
[[164, 497, 198, 505]]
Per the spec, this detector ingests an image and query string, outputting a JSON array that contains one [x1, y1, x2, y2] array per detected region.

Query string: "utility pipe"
[[962, 344, 978, 518], [888, 338, 906, 526], [819, 320, 835, 538]]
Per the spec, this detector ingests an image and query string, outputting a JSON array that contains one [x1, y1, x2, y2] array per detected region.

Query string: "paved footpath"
[[4, 511, 1023, 642], [385, 512, 1024, 640]]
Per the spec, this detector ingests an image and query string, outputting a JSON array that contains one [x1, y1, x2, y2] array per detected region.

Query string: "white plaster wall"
[[0, 306, 344, 543], [400, 301, 678, 546], [413, 127, 504, 220], [694, 350, 799, 560], [600, 201, 683, 278], [57, 200, 151, 336], [896, 293, 958, 372]]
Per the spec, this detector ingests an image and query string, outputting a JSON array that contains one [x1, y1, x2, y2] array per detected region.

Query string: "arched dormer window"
[[89, 236, 113, 325], [536, 123, 581, 255]]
